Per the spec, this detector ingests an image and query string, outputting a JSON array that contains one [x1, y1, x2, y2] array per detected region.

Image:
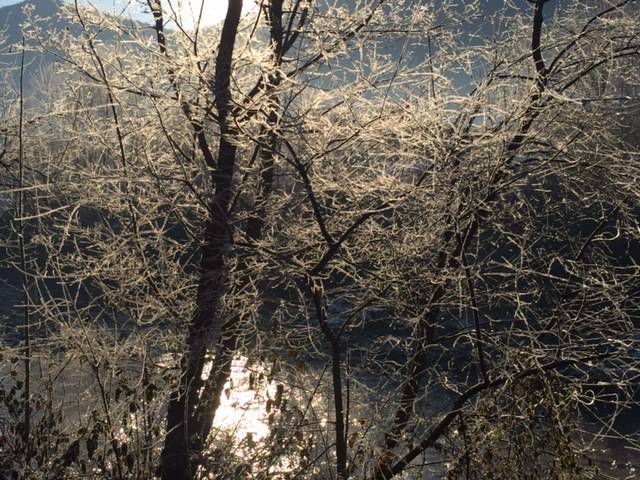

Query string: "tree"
[[1, 0, 639, 479]]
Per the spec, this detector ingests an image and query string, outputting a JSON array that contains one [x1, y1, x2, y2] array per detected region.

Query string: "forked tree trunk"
[[187, 0, 288, 462], [160, 2, 243, 478]]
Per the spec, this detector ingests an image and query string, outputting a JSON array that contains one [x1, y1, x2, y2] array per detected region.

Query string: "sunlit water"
[[198, 354, 446, 479], [206, 355, 276, 444], [1, 339, 635, 479]]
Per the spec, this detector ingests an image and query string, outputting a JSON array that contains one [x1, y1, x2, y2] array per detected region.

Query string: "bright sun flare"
[[168, 0, 256, 27]]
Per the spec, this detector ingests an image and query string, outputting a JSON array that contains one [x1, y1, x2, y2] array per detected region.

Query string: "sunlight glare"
[[167, 0, 256, 27], [203, 355, 276, 442]]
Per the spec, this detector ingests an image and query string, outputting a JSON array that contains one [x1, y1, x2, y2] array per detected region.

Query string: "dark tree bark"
[[160, 2, 243, 479]]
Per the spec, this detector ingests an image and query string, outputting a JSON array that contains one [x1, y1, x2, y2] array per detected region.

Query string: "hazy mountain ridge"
[[0, 0, 61, 43], [0, 0, 152, 92], [0, 0, 65, 86]]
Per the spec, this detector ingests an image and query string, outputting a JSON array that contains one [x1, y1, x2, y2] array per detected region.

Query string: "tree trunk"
[[160, 2, 243, 479]]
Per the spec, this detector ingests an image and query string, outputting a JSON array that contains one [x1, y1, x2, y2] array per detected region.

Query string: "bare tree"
[[1, 1, 639, 479]]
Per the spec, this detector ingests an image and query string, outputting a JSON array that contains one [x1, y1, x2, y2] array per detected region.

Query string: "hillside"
[[0, 0, 150, 93], [0, 0, 67, 88]]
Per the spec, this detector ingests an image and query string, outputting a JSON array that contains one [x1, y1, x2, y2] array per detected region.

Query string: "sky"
[[0, 0, 527, 19], [0, 0, 556, 32], [0, 0, 256, 26]]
